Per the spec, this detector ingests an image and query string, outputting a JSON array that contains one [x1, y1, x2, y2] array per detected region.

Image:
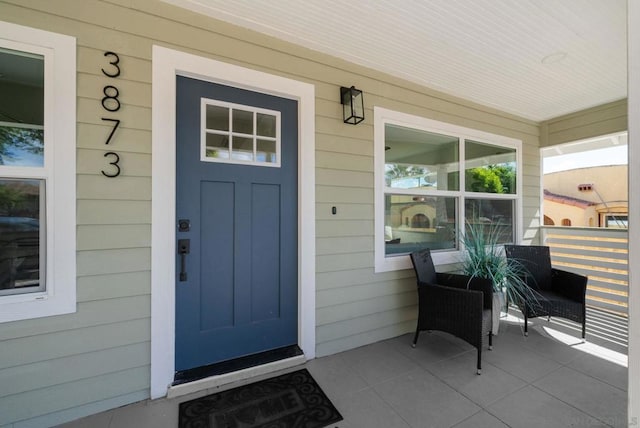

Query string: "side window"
[[0, 21, 76, 322], [375, 107, 521, 272], [0, 48, 45, 296]]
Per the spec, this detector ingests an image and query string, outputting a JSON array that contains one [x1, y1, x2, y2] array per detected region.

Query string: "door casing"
[[151, 46, 316, 399]]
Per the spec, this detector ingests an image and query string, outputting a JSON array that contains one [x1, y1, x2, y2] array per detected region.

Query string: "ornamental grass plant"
[[461, 220, 540, 312]]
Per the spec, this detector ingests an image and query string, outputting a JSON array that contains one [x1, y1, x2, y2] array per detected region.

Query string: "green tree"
[[466, 164, 515, 194], [385, 164, 429, 186], [0, 126, 44, 165], [0, 184, 26, 215]]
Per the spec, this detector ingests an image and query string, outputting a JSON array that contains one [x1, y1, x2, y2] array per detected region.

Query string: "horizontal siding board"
[[316, 220, 373, 238], [0, 317, 149, 369], [77, 200, 151, 225], [542, 100, 628, 147], [77, 248, 150, 276], [317, 278, 415, 308], [315, 133, 373, 156], [78, 97, 151, 131], [315, 151, 373, 172], [316, 186, 373, 204], [316, 320, 415, 358], [317, 306, 416, 343], [317, 252, 373, 273], [547, 101, 627, 134], [547, 117, 627, 146], [317, 267, 414, 290], [316, 116, 373, 140], [0, 366, 149, 424], [13, 390, 149, 428], [77, 271, 150, 302], [316, 236, 374, 255], [0, 298, 149, 342], [0, 342, 149, 398], [317, 292, 416, 326], [315, 169, 373, 189], [77, 72, 151, 108], [77, 224, 151, 250], [77, 123, 151, 154], [315, 203, 373, 221], [77, 175, 152, 200], [78, 46, 152, 84], [77, 149, 151, 177]]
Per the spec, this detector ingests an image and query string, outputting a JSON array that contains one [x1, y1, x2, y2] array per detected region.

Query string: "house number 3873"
[[100, 51, 122, 178]]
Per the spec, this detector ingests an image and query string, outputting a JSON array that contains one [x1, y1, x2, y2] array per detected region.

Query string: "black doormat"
[[178, 369, 343, 428]]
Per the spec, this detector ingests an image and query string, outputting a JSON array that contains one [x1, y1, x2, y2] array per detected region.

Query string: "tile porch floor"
[[60, 311, 628, 428]]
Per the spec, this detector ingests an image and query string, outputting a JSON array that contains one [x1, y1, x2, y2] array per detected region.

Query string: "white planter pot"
[[492, 291, 506, 335]]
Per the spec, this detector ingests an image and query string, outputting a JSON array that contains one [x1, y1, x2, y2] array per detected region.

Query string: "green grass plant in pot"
[[461, 220, 539, 334]]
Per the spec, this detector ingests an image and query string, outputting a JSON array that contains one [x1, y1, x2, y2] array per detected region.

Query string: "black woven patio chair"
[[504, 245, 588, 339], [410, 249, 493, 374]]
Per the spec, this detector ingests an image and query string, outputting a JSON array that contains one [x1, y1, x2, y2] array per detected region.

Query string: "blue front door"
[[175, 76, 298, 372]]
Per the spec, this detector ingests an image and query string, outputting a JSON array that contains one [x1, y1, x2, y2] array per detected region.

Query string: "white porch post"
[[627, 0, 639, 424]]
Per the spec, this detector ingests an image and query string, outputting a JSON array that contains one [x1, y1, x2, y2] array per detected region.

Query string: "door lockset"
[[178, 219, 191, 232], [178, 239, 190, 281]]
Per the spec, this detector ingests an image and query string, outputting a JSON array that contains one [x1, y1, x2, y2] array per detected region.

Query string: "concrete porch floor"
[[59, 310, 628, 428]]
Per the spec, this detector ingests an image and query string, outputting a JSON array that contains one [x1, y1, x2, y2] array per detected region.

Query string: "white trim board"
[[151, 46, 316, 399]]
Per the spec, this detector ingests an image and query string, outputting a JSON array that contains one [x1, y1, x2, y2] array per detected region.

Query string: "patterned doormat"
[[178, 369, 343, 428]]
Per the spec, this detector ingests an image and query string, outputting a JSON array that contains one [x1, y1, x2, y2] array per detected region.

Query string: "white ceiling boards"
[[162, 0, 626, 122]]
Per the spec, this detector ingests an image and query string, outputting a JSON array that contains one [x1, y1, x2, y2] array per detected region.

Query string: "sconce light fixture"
[[340, 86, 364, 125]]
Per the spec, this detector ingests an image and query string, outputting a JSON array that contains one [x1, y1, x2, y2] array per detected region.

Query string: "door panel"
[[199, 180, 234, 330], [250, 183, 281, 322], [175, 76, 298, 372]]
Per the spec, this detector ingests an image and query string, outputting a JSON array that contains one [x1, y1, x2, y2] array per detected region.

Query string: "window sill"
[[0, 289, 76, 323]]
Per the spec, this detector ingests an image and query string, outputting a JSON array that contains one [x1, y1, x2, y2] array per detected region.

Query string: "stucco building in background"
[[544, 165, 628, 227]]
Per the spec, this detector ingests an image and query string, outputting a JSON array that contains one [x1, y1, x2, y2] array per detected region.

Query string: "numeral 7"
[[101, 117, 121, 145]]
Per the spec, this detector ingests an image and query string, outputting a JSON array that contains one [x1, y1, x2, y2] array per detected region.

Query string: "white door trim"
[[151, 46, 316, 399]]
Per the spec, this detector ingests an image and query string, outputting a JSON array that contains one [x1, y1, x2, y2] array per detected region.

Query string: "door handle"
[[178, 239, 190, 281]]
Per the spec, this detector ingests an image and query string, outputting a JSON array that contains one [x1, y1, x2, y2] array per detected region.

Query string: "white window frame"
[[374, 107, 522, 272], [0, 21, 76, 322]]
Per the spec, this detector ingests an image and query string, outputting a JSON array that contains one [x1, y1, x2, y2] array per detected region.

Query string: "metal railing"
[[540, 226, 628, 317]]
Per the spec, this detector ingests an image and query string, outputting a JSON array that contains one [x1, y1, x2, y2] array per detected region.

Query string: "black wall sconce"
[[340, 86, 364, 125]]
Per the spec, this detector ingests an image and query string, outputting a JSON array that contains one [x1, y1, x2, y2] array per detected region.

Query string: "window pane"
[[605, 215, 628, 229], [464, 198, 514, 244], [465, 140, 516, 194], [205, 105, 229, 131], [205, 133, 230, 159], [257, 113, 276, 138], [0, 178, 44, 295], [232, 109, 253, 135], [384, 124, 459, 191], [231, 136, 253, 161], [257, 139, 277, 163], [0, 48, 44, 167], [385, 194, 457, 256]]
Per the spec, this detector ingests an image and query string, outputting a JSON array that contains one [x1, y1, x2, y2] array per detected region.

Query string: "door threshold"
[[167, 354, 306, 399]]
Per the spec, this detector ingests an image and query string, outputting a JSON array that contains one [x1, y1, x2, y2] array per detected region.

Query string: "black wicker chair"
[[410, 249, 493, 374], [504, 245, 588, 339]]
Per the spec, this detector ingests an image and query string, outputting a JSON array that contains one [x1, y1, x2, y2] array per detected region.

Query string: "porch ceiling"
[[161, 0, 627, 122]]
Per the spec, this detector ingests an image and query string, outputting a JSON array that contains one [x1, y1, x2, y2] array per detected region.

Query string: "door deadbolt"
[[178, 219, 191, 232]]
